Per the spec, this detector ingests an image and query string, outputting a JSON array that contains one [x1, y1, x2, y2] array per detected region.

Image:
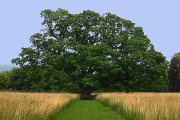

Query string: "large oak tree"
[[12, 9, 168, 96]]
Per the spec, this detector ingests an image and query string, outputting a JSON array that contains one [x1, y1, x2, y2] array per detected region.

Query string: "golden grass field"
[[1, 92, 180, 120], [0, 92, 79, 120], [96, 92, 180, 120]]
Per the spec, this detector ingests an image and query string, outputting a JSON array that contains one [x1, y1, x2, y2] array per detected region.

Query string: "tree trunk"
[[80, 91, 92, 100]]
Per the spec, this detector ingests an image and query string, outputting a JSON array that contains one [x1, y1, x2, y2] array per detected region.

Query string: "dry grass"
[[96, 92, 180, 120], [0, 92, 79, 120]]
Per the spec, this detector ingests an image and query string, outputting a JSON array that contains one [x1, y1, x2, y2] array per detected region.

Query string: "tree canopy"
[[0, 72, 9, 90], [11, 9, 168, 95], [168, 52, 180, 92]]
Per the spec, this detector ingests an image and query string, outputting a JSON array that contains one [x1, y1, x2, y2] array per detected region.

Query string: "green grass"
[[54, 100, 125, 120], [97, 98, 144, 120]]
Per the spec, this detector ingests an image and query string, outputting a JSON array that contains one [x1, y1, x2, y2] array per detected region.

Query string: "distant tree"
[[12, 9, 168, 97], [0, 72, 9, 90], [6, 68, 27, 90], [168, 53, 180, 92]]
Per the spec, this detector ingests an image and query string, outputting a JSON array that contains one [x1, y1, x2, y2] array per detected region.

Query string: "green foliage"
[[168, 52, 180, 91], [10, 8, 168, 93], [0, 72, 9, 90], [173, 52, 180, 60]]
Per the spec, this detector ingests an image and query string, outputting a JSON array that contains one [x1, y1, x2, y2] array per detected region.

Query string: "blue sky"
[[0, 0, 180, 65]]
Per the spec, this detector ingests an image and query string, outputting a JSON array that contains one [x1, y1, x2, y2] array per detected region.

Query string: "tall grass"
[[0, 92, 79, 120], [96, 92, 180, 120]]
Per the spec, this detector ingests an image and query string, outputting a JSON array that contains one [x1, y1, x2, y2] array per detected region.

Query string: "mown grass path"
[[55, 100, 125, 120]]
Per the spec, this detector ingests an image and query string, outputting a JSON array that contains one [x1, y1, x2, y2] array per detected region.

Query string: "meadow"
[[96, 92, 180, 120], [1, 92, 180, 120], [0, 92, 79, 120]]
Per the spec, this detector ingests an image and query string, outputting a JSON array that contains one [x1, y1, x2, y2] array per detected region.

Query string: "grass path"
[[54, 100, 125, 120]]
